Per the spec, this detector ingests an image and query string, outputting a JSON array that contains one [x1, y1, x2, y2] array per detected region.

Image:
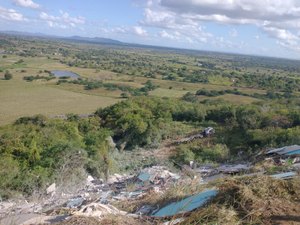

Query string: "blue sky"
[[1, 0, 300, 59]]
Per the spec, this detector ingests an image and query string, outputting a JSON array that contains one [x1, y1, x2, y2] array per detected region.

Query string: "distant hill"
[[65, 36, 123, 45], [0, 31, 123, 45]]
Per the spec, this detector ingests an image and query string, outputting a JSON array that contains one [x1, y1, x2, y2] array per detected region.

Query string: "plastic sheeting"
[[152, 189, 218, 217]]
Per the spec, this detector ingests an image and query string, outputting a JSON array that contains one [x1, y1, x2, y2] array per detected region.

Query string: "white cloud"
[[96, 26, 150, 39], [263, 27, 298, 42], [39, 11, 85, 29], [13, 0, 39, 9], [0, 6, 26, 21], [159, 0, 300, 22], [159, 30, 178, 40], [133, 26, 148, 36], [142, 0, 300, 52], [142, 4, 213, 45], [263, 27, 300, 51]]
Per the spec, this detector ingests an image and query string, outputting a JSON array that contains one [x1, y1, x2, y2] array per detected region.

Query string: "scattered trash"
[[99, 191, 113, 204], [136, 166, 180, 187], [202, 127, 215, 137], [266, 145, 300, 156], [135, 205, 157, 215], [3, 150, 299, 225], [217, 164, 250, 174], [66, 197, 85, 208], [152, 189, 218, 217]]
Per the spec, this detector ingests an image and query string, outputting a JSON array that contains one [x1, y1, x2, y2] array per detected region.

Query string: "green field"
[[0, 79, 119, 125]]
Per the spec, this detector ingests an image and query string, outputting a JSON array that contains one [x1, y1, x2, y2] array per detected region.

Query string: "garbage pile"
[[0, 166, 182, 225], [1, 146, 299, 225], [265, 144, 300, 165]]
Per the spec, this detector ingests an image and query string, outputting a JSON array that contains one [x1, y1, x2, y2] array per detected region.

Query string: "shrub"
[[4, 70, 12, 80]]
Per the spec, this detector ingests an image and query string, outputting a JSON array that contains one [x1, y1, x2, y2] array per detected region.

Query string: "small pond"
[[51, 70, 80, 79]]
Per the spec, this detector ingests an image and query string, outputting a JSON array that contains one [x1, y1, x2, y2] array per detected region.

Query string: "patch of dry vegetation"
[[115, 175, 300, 225], [183, 176, 300, 225]]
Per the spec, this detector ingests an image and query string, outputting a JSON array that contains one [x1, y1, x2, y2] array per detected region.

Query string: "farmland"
[[1, 34, 293, 124]]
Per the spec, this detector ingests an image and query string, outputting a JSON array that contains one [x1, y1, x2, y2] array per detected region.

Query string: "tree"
[[4, 71, 12, 80]]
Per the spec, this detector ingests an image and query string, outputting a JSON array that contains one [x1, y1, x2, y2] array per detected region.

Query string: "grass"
[[150, 88, 189, 98], [115, 175, 300, 225], [0, 79, 119, 125], [208, 75, 232, 86], [213, 94, 260, 104]]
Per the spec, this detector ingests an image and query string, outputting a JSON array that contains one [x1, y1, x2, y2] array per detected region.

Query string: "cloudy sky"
[[1, 0, 300, 59]]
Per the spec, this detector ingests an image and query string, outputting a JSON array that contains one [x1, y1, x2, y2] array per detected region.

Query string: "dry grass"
[[115, 175, 300, 225], [183, 176, 300, 225]]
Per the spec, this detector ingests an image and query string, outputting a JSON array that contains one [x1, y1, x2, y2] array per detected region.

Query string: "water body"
[[51, 70, 80, 79]]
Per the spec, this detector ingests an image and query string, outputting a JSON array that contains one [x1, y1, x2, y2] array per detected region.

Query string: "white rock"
[[46, 183, 56, 195], [86, 175, 94, 183]]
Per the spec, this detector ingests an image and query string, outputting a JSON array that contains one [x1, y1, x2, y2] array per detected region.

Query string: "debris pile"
[[73, 202, 127, 218], [266, 145, 300, 165], [175, 127, 215, 145], [0, 145, 299, 225]]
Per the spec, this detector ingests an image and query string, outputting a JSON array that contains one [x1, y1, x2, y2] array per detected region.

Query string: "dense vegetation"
[[0, 115, 113, 198]]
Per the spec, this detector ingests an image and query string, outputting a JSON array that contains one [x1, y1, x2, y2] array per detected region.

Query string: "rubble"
[[175, 127, 215, 145], [135, 205, 157, 215], [1, 155, 298, 225], [73, 202, 127, 218], [217, 164, 250, 174], [66, 197, 85, 208], [137, 166, 180, 184]]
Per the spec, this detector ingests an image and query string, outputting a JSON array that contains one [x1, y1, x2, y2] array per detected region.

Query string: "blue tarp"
[[267, 145, 300, 155], [152, 189, 218, 217], [285, 150, 300, 156]]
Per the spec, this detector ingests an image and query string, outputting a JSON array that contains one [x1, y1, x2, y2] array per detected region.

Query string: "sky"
[[1, 0, 300, 59]]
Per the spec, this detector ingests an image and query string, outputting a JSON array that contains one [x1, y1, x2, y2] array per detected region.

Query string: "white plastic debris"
[[73, 202, 127, 218]]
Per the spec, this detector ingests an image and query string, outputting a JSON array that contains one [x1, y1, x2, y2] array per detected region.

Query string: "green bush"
[[0, 116, 113, 198]]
